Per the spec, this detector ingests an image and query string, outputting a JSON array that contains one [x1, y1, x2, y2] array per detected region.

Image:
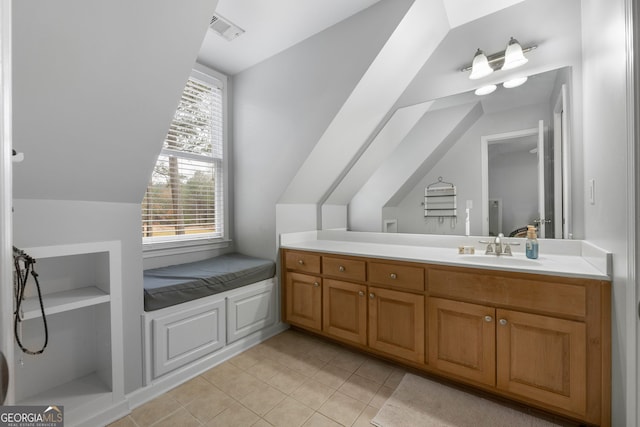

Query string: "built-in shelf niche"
[[10, 241, 123, 425]]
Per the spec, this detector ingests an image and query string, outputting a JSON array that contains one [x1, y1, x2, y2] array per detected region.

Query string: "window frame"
[[143, 64, 230, 257]]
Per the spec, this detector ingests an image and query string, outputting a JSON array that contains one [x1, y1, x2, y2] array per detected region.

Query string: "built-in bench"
[[144, 253, 276, 311], [142, 253, 278, 383]]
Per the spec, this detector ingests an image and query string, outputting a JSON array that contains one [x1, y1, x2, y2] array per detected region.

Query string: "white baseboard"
[[76, 399, 130, 427]]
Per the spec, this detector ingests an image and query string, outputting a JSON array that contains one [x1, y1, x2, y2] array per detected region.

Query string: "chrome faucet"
[[494, 233, 503, 255], [480, 233, 515, 256]]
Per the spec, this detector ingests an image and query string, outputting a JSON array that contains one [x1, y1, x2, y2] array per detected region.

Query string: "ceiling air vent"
[[209, 13, 245, 41]]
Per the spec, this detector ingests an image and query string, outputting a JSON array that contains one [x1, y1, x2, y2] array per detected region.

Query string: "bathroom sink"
[[456, 254, 542, 267]]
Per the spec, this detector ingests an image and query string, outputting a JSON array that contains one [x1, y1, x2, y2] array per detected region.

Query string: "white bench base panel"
[[143, 278, 276, 384]]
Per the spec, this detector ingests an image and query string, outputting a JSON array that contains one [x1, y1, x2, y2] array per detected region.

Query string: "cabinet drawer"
[[285, 251, 321, 274], [368, 262, 424, 291], [428, 268, 586, 318], [322, 256, 366, 281]]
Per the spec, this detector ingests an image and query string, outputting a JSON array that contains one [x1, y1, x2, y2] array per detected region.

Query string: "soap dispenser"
[[525, 225, 539, 259]]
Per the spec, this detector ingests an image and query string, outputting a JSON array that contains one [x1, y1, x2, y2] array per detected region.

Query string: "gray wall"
[[11, 0, 218, 394], [581, 0, 634, 425], [12, 0, 217, 204], [488, 148, 538, 235], [232, 0, 414, 260]]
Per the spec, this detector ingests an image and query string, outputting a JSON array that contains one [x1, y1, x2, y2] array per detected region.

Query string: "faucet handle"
[[503, 244, 513, 256], [484, 243, 495, 255]]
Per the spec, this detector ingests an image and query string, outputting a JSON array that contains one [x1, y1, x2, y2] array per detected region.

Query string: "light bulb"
[[475, 84, 497, 96], [503, 76, 528, 88]]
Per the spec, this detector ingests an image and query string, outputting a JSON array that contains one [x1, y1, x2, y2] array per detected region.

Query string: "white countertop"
[[280, 230, 612, 281]]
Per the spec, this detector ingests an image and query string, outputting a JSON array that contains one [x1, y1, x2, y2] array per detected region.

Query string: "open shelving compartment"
[[11, 241, 124, 426]]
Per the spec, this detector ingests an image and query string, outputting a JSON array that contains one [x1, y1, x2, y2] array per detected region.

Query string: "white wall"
[[581, 0, 634, 425], [12, 199, 144, 395], [10, 0, 219, 395], [394, 0, 583, 110], [279, 0, 450, 205], [12, 0, 217, 204], [0, 0, 14, 400], [232, 0, 414, 260]]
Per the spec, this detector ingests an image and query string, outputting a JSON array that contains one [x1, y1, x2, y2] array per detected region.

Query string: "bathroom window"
[[142, 67, 227, 247]]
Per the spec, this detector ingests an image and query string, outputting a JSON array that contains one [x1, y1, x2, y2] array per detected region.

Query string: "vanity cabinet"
[[496, 308, 586, 416], [282, 250, 425, 364], [322, 279, 367, 345], [428, 265, 607, 424], [280, 248, 610, 426], [284, 251, 322, 331], [368, 286, 424, 363], [429, 298, 587, 415], [428, 298, 495, 386], [284, 271, 322, 330]]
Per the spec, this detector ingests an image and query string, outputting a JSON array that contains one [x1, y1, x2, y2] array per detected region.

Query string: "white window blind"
[[142, 71, 224, 241]]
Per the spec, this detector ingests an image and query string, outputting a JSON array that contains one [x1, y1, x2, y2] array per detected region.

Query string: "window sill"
[[143, 237, 232, 259]]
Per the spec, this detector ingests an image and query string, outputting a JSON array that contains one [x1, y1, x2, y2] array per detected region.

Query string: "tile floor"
[[109, 329, 406, 427]]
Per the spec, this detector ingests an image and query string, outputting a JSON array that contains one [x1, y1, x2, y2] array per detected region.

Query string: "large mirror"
[[336, 67, 574, 238]]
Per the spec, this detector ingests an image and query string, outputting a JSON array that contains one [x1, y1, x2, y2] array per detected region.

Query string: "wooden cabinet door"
[[496, 309, 587, 417], [322, 279, 367, 345], [285, 272, 322, 330], [428, 297, 496, 386], [368, 287, 424, 363]]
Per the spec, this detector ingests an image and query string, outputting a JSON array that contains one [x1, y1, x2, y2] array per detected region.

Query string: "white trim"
[[195, 62, 230, 244], [142, 63, 231, 249], [143, 238, 231, 258], [160, 147, 216, 163], [560, 84, 572, 239], [0, 0, 13, 404], [626, 0, 639, 424]]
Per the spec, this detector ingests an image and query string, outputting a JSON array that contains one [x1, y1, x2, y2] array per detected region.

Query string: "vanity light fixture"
[[463, 38, 536, 79], [503, 76, 528, 88], [474, 84, 497, 96]]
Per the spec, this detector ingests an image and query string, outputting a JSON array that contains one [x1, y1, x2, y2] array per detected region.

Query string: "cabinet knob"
[[484, 315, 493, 323], [313, 282, 320, 287], [358, 290, 365, 297], [338, 265, 345, 272], [369, 293, 375, 299], [298, 259, 304, 265], [389, 273, 397, 279], [499, 319, 508, 326]]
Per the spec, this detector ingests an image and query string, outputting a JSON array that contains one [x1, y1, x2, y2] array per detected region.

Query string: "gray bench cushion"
[[143, 252, 276, 311]]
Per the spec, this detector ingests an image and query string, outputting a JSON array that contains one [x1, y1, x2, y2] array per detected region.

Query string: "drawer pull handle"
[[499, 319, 508, 326], [338, 265, 345, 272], [358, 291, 365, 297], [313, 282, 320, 287], [298, 259, 304, 265], [484, 315, 493, 323], [389, 273, 397, 279], [369, 293, 375, 299]]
